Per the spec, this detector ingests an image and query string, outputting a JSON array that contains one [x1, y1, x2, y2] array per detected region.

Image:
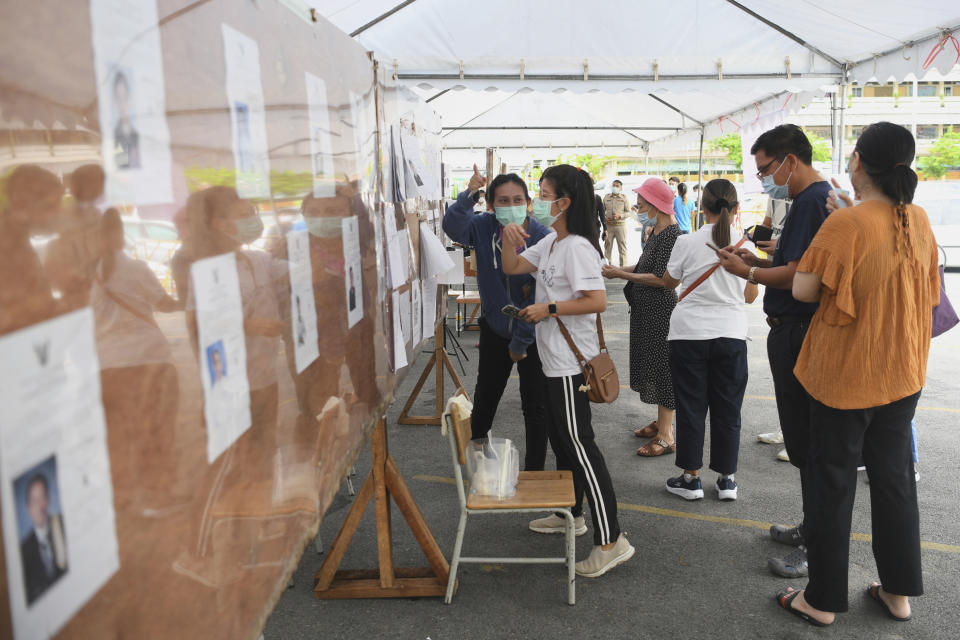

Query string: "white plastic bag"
[[466, 437, 519, 499]]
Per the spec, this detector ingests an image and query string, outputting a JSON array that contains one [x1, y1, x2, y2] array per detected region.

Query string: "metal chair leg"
[[445, 510, 468, 604], [564, 509, 576, 605]]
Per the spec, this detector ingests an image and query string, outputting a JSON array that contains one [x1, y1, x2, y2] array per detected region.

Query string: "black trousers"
[[766, 319, 812, 534], [545, 374, 621, 546], [669, 338, 748, 475], [470, 318, 551, 471], [804, 391, 923, 612]]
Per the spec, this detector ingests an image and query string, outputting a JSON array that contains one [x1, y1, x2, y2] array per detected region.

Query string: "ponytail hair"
[[677, 182, 688, 205], [700, 178, 738, 249], [853, 121, 918, 230], [540, 164, 602, 256]]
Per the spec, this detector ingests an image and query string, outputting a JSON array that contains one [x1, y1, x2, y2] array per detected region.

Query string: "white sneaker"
[[575, 534, 635, 578], [758, 431, 784, 444], [776, 448, 790, 462], [528, 513, 587, 536]]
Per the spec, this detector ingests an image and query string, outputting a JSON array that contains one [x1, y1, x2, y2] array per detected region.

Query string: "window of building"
[[917, 125, 939, 139], [850, 126, 865, 139], [900, 84, 913, 97], [917, 84, 938, 97], [850, 86, 863, 97]]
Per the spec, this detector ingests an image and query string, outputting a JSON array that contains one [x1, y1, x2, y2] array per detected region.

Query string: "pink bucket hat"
[[633, 178, 675, 216]]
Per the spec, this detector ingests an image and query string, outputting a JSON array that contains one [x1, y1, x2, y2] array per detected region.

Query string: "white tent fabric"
[[312, 0, 959, 160]]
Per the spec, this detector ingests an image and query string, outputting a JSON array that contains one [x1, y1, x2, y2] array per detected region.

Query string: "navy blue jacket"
[[442, 190, 552, 355]]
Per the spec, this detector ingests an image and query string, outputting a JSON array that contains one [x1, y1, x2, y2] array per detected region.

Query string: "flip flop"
[[867, 583, 912, 621], [775, 588, 832, 627], [634, 421, 658, 438]]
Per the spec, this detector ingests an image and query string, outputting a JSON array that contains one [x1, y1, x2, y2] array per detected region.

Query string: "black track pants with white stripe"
[[545, 373, 621, 546]]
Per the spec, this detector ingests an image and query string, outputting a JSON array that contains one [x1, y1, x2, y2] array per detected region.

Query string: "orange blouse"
[[794, 201, 940, 410]]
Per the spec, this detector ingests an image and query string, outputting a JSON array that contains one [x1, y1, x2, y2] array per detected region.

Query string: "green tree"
[[706, 133, 742, 171], [802, 129, 832, 163], [555, 153, 615, 178], [919, 130, 960, 179]]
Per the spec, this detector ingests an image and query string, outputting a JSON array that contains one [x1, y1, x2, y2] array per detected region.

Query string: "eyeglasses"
[[755, 157, 783, 180]]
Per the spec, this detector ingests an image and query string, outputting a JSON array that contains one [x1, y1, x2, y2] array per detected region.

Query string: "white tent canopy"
[[313, 0, 960, 164]]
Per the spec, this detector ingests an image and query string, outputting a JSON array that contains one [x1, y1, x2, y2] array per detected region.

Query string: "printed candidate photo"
[[111, 67, 141, 170], [14, 456, 68, 607], [206, 340, 227, 387], [233, 101, 253, 173]]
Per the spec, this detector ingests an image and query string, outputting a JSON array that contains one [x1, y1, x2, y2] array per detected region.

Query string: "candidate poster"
[[286, 230, 320, 373], [222, 24, 271, 199], [0, 309, 119, 640], [341, 216, 364, 329], [90, 0, 173, 205], [191, 253, 252, 462]]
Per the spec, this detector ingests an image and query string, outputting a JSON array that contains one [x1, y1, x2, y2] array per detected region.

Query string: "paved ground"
[[266, 228, 960, 640]]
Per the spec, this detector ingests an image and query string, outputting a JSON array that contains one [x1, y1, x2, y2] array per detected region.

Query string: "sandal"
[[775, 588, 832, 627], [634, 421, 658, 438], [636, 438, 675, 457], [867, 583, 911, 621]]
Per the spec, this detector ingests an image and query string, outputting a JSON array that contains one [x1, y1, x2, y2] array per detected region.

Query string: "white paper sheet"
[[400, 128, 429, 198], [398, 288, 412, 345], [0, 309, 119, 640], [222, 24, 271, 199], [411, 279, 423, 345], [436, 247, 465, 285], [348, 90, 375, 186], [305, 72, 335, 198], [191, 253, 252, 463], [387, 224, 409, 289], [90, 0, 173, 206], [422, 277, 438, 337], [419, 222, 455, 278], [390, 290, 407, 371], [372, 211, 386, 302], [342, 216, 364, 329], [286, 230, 320, 373]]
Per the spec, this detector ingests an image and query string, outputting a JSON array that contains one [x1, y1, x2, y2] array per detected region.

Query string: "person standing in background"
[[603, 179, 631, 266], [673, 182, 693, 234]]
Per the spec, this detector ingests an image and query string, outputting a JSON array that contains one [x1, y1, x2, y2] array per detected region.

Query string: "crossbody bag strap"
[[678, 235, 747, 302], [555, 317, 589, 367], [595, 313, 607, 351]]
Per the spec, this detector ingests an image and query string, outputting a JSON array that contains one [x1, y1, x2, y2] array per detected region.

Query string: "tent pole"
[[830, 90, 838, 175], [839, 65, 848, 175], [697, 127, 705, 226]]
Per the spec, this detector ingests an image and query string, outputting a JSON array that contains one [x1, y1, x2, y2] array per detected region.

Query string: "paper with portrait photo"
[[436, 247, 465, 285], [390, 290, 407, 371], [386, 220, 408, 289], [305, 72, 335, 198], [342, 216, 364, 329], [90, 0, 173, 206], [0, 309, 119, 640], [422, 277, 438, 336], [222, 24, 271, 199], [191, 252, 252, 463], [286, 230, 320, 373]]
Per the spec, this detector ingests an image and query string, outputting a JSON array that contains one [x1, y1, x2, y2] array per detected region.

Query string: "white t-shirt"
[[90, 250, 172, 369], [665, 224, 752, 341], [520, 233, 604, 377]]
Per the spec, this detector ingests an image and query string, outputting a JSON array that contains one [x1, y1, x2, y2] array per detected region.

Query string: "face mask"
[[611, 186, 620, 195], [532, 198, 561, 227], [304, 216, 343, 238], [761, 159, 792, 200], [233, 215, 264, 244], [494, 205, 527, 226]]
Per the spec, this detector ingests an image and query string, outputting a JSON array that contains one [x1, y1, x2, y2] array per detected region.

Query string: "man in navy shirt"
[[716, 124, 831, 579], [443, 166, 557, 474]]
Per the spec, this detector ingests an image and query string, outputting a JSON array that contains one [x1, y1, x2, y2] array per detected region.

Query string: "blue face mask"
[[761, 159, 791, 200], [532, 198, 560, 227], [611, 186, 620, 195], [494, 205, 527, 226]]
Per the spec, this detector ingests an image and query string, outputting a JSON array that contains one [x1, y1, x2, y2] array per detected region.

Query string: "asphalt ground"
[[266, 228, 960, 640]]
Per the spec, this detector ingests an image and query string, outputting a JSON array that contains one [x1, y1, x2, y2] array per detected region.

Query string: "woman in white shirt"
[[660, 179, 758, 501], [501, 164, 634, 579]]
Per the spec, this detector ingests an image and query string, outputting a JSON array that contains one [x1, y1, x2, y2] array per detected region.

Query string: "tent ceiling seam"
[[350, 0, 418, 37], [647, 94, 704, 127], [396, 72, 841, 81], [848, 22, 960, 70], [723, 0, 845, 69]]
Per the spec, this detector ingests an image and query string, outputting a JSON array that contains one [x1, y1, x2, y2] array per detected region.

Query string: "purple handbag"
[[933, 246, 958, 338], [933, 264, 958, 338]]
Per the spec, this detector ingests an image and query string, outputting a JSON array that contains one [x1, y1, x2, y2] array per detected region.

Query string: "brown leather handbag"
[[555, 314, 620, 403]]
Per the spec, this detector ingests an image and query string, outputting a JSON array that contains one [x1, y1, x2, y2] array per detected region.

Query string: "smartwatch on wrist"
[[548, 302, 558, 317]]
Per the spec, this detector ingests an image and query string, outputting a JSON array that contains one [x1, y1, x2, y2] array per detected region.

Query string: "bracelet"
[[748, 266, 759, 285]]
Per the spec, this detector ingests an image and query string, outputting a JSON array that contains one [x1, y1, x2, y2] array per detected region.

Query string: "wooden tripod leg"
[[396, 351, 437, 424], [314, 472, 374, 592], [371, 420, 394, 588], [385, 456, 450, 585], [440, 347, 468, 400]]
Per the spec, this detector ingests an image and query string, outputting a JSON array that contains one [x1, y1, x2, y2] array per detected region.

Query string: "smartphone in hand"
[[501, 304, 524, 319], [748, 225, 773, 243]]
